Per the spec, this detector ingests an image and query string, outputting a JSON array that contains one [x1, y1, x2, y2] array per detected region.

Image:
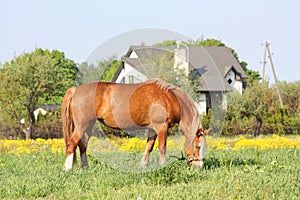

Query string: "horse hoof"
[[140, 160, 148, 169], [63, 164, 72, 172], [159, 159, 166, 166], [80, 164, 89, 169]]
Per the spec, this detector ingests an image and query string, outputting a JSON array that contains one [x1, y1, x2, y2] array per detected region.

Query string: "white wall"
[[196, 93, 207, 115], [114, 50, 147, 84], [115, 63, 147, 84], [129, 50, 138, 58], [234, 80, 243, 94], [225, 69, 243, 94]]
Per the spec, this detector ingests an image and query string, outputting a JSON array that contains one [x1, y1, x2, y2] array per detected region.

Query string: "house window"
[[121, 77, 125, 83], [129, 76, 134, 83], [198, 93, 206, 102], [227, 78, 232, 84]]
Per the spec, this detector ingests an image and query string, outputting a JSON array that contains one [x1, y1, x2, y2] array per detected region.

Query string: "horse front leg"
[[140, 133, 157, 168]]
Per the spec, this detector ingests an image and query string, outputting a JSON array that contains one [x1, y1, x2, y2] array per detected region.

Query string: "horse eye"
[[195, 142, 201, 149]]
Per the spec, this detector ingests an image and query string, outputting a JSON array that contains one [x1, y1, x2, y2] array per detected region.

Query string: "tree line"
[[0, 39, 299, 139], [201, 80, 300, 136], [0, 49, 121, 139]]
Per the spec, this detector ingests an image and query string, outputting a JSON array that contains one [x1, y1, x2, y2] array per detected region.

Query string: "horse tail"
[[62, 86, 76, 154]]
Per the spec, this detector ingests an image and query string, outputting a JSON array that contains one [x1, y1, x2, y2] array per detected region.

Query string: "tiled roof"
[[126, 46, 175, 58], [122, 57, 143, 67], [38, 105, 60, 111], [112, 45, 247, 91], [200, 46, 247, 78]]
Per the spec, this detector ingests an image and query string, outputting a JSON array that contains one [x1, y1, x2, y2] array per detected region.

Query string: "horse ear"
[[203, 128, 211, 135], [196, 128, 203, 137]]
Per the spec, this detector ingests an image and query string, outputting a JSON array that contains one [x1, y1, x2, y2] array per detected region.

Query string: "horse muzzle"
[[188, 157, 204, 169]]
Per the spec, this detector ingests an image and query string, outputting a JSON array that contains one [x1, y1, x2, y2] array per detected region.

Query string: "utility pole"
[[261, 42, 283, 108], [262, 42, 267, 81]]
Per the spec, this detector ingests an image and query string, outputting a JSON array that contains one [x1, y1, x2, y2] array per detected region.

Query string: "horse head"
[[185, 128, 210, 169]]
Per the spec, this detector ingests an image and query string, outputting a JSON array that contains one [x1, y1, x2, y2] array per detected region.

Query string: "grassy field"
[[0, 136, 300, 199]]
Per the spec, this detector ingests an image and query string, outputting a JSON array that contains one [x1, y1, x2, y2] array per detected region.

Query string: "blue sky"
[[1, 0, 299, 82]]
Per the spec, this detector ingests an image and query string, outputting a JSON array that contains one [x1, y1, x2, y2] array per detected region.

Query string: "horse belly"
[[97, 99, 150, 130], [111, 103, 151, 129]]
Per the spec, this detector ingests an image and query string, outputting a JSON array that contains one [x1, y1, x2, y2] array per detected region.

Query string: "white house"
[[20, 105, 60, 124], [112, 45, 247, 115]]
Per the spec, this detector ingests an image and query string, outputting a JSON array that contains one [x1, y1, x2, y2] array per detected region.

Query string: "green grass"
[[0, 149, 299, 199]]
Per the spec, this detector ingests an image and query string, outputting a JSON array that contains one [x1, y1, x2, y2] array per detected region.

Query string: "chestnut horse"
[[62, 78, 208, 171]]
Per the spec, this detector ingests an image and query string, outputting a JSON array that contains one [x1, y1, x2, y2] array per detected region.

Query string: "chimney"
[[174, 41, 189, 75]]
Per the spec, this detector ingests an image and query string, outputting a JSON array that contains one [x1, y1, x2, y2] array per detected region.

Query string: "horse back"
[[94, 81, 181, 129]]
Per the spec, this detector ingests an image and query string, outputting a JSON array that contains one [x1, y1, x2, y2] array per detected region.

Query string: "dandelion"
[[236, 185, 242, 190], [1, 138, 65, 155], [0, 135, 299, 155]]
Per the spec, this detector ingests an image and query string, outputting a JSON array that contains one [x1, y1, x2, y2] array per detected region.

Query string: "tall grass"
[[0, 147, 299, 199]]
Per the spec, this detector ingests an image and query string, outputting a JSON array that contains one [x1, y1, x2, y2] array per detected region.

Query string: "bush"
[[0, 112, 24, 139], [33, 118, 63, 139], [220, 81, 300, 136]]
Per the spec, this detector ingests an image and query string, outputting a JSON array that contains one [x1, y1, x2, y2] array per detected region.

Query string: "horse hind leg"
[[64, 123, 92, 171], [140, 130, 157, 168], [64, 128, 81, 171], [78, 120, 95, 169], [78, 132, 90, 168], [78, 122, 94, 168]]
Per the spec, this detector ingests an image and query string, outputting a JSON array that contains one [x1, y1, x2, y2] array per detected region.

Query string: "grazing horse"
[[62, 78, 209, 171]]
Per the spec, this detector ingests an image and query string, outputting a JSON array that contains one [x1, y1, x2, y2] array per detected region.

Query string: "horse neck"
[[174, 89, 200, 138], [180, 108, 199, 139]]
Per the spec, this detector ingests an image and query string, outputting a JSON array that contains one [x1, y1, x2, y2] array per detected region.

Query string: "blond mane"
[[147, 78, 201, 134], [147, 78, 177, 91]]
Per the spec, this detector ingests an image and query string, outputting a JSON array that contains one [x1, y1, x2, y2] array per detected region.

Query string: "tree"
[[140, 50, 177, 82], [0, 48, 79, 139], [38, 49, 80, 105], [154, 40, 178, 47], [194, 38, 225, 47], [223, 80, 300, 136], [99, 57, 121, 82], [223, 81, 269, 136], [280, 81, 300, 116], [77, 62, 100, 84], [240, 61, 261, 86], [266, 81, 300, 134], [77, 56, 121, 84], [239, 81, 269, 136]]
